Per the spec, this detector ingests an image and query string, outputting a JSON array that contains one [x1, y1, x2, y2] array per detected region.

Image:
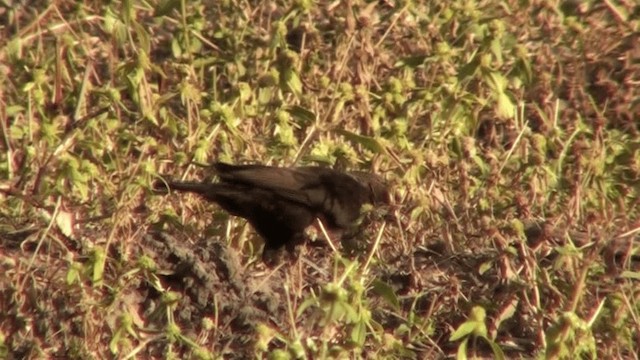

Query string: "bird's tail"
[[153, 180, 250, 204], [165, 181, 212, 194], [154, 180, 215, 196]]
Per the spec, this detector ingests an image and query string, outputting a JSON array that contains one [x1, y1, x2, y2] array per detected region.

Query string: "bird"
[[154, 162, 390, 263]]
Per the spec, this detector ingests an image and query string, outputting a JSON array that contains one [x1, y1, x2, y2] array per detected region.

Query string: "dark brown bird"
[[154, 162, 390, 262]]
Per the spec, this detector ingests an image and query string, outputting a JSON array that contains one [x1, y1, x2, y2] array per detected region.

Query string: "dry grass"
[[1, 0, 639, 358]]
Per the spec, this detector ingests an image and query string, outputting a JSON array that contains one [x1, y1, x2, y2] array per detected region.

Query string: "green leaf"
[[371, 279, 400, 310], [487, 337, 506, 360], [450, 306, 487, 341], [109, 327, 123, 354], [280, 68, 302, 97], [458, 55, 480, 81], [285, 105, 316, 124], [351, 319, 367, 346], [456, 338, 468, 360], [470, 306, 487, 322], [91, 247, 106, 285], [297, 297, 318, 318], [335, 129, 385, 153], [620, 271, 640, 280], [496, 92, 515, 119], [478, 261, 493, 275], [66, 262, 82, 285], [154, 0, 181, 17], [450, 321, 477, 341], [6, 105, 25, 116]]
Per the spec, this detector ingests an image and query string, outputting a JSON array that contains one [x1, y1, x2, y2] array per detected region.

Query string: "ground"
[[1, 0, 639, 359]]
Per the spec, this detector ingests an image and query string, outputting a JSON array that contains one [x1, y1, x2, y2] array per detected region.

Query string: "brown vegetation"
[[1, 0, 639, 358]]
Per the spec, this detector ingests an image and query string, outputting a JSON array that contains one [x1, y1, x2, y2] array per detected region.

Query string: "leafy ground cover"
[[1, 0, 639, 358]]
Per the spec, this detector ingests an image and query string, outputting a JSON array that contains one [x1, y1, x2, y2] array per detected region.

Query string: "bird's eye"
[[368, 183, 376, 202]]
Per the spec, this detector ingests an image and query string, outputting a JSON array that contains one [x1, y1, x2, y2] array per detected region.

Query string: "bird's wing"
[[213, 163, 324, 190], [212, 163, 381, 226]]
